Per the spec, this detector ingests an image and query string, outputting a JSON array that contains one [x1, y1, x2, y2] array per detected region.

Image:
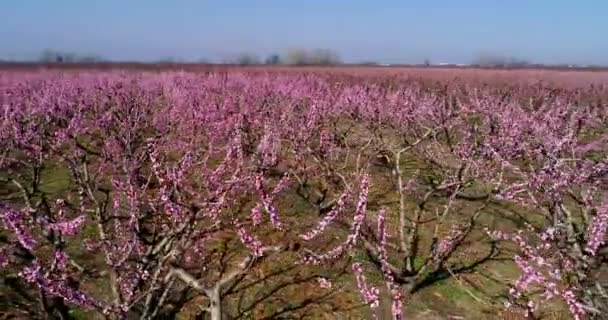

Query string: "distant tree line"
[[3, 49, 593, 69], [39, 49, 104, 63], [11, 49, 340, 65], [230, 48, 342, 66], [472, 54, 532, 68]]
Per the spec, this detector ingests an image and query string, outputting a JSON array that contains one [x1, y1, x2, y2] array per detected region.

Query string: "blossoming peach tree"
[[1, 71, 607, 319]]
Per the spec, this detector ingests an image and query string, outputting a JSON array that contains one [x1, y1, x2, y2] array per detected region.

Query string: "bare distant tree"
[[234, 53, 260, 65], [39, 49, 103, 63], [285, 49, 309, 65], [474, 53, 530, 67], [311, 49, 340, 65], [265, 54, 281, 65], [285, 49, 341, 65], [40, 49, 61, 63]]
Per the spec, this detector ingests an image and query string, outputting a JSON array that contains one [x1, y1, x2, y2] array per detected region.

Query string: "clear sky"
[[1, 0, 606, 65]]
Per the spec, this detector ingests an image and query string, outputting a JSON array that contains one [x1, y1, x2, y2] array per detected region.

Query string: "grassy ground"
[[1, 154, 572, 319]]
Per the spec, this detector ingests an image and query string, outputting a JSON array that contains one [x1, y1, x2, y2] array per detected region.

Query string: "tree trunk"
[[208, 287, 222, 320]]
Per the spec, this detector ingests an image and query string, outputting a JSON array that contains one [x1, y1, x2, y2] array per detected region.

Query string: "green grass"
[[39, 165, 71, 196], [0, 153, 547, 319]]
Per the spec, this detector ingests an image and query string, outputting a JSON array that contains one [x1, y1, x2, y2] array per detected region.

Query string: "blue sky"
[[1, 0, 606, 65]]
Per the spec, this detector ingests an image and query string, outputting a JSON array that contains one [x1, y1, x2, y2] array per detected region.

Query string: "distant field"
[[2, 62, 608, 87]]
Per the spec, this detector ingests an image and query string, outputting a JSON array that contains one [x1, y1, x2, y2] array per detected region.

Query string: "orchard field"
[[1, 67, 607, 319]]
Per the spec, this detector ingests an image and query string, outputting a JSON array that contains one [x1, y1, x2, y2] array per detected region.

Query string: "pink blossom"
[[352, 262, 380, 311], [47, 215, 86, 236], [0, 205, 36, 251], [235, 220, 264, 257], [300, 191, 349, 240], [585, 203, 607, 256], [317, 277, 333, 289], [302, 174, 370, 263]]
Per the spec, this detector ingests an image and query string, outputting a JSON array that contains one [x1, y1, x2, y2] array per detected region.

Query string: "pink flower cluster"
[[0, 205, 37, 251], [352, 262, 380, 310], [302, 174, 370, 263], [236, 220, 264, 257], [299, 191, 350, 241], [487, 229, 587, 320], [376, 208, 403, 320], [21, 261, 103, 311], [47, 215, 86, 236], [586, 203, 608, 256], [252, 173, 290, 228], [434, 225, 466, 262]]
